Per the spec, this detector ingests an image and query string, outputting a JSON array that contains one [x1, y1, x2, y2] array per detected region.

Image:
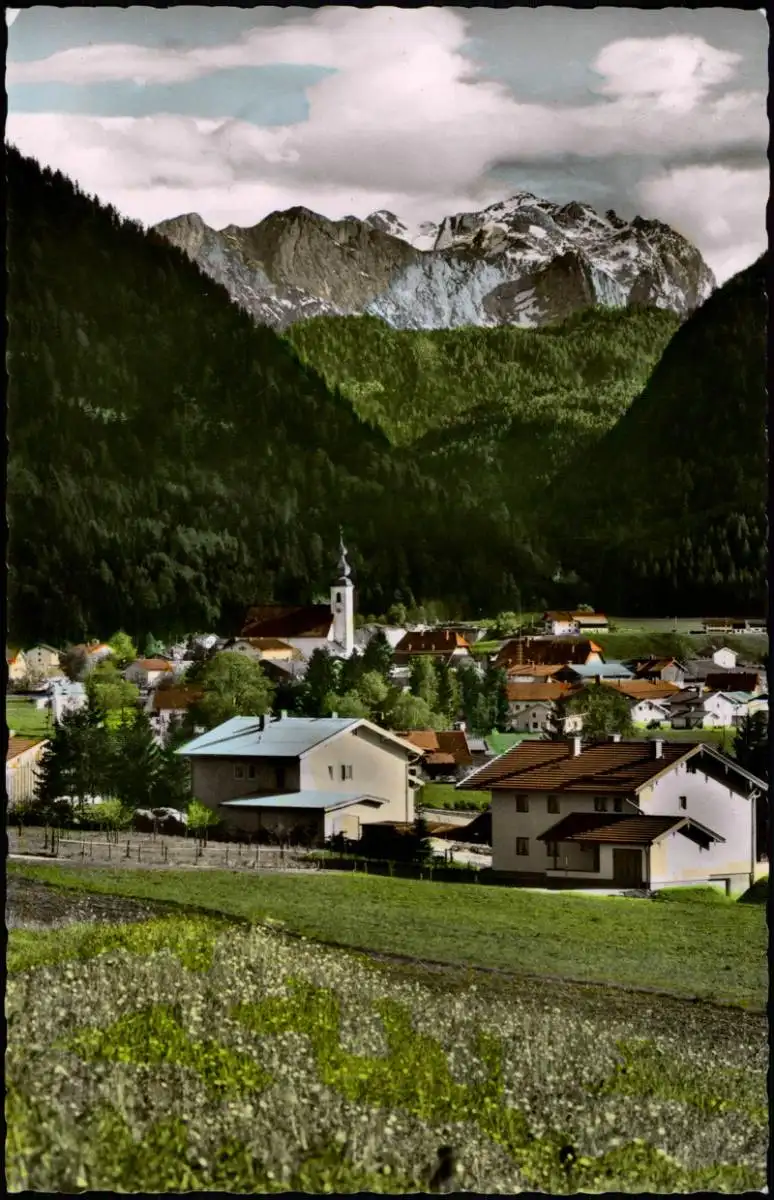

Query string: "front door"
[[613, 848, 642, 887]]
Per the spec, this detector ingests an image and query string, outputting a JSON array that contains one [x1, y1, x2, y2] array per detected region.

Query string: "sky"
[[6, 5, 768, 283]]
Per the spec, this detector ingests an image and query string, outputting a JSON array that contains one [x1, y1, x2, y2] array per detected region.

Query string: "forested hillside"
[[6, 148, 546, 643], [285, 308, 679, 447], [548, 254, 768, 615]]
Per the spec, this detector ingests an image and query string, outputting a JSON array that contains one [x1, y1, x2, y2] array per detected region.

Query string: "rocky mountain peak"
[[153, 191, 716, 332]]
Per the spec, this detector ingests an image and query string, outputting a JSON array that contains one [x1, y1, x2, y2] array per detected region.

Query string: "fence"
[[8, 826, 317, 871], [311, 853, 481, 884]]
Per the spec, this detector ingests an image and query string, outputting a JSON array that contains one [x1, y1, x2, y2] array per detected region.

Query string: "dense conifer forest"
[[6, 147, 766, 643]]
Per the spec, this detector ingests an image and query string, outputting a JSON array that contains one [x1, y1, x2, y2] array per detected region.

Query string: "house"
[[177, 713, 422, 845], [460, 736, 765, 893], [496, 637, 603, 671], [396, 729, 474, 781], [50, 679, 88, 724], [671, 691, 752, 730], [590, 679, 683, 705], [353, 625, 407, 652], [704, 672, 764, 696], [23, 645, 61, 677], [631, 658, 688, 687], [6, 736, 49, 806], [541, 611, 608, 636], [506, 663, 565, 683], [505, 682, 581, 733], [222, 637, 302, 664], [151, 686, 202, 739], [711, 646, 738, 670], [702, 618, 757, 635], [554, 662, 634, 683], [6, 649, 29, 682], [628, 698, 671, 727], [125, 658, 175, 688], [241, 534, 357, 659], [392, 629, 472, 668]]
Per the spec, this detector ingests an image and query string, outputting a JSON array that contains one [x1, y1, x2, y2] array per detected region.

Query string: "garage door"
[[613, 848, 642, 887]]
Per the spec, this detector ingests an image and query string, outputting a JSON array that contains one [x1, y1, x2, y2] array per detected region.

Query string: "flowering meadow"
[[7, 913, 767, 1193]]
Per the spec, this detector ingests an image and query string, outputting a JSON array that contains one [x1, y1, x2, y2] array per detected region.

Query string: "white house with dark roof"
[[177, 713, 422, 844], [461, 737, 765, 893]]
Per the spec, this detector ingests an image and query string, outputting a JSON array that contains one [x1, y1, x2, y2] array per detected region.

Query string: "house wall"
[[639, 761, 754, 883], [712, 648, 737, 670], [7, 654, 28, 682], [303, 725, 414, 825], [222, 806, 325, 844], [7, 742, 48, 805], [491, 789, 632, 873], [25, 647, 61, 675], [190, 757, 302, 816]]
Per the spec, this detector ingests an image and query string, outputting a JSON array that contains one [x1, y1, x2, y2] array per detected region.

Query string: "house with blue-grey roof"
[[177, 713, 422, 845], [554, 661, 634, 683]]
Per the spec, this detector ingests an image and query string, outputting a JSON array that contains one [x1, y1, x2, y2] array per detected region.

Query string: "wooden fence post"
[[126, 839, 131, 858], [138, 842, 142, 863]]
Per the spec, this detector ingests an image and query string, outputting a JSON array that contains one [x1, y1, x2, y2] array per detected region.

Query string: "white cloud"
[[6, 10, 767, 284], [638, 165, 767, 281]]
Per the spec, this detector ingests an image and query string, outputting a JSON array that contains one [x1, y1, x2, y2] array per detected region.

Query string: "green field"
[[419, 783, 490, 812], [6, 697, 53, 739], [6, 865, 767, 1193]]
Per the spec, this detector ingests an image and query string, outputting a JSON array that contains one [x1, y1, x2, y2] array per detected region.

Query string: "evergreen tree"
[[409, 656, 439, 710], [112, 709, 164, 810], [35, 705, 112, 813], [338, 653, 365, 694], [482, 660, 509, 731], [359, 629, 394, 678], [303, 649, 340, 717], [435, 661, 462, 726]]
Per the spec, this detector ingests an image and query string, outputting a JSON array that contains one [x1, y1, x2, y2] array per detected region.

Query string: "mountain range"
[[154, 194, 715, 331]]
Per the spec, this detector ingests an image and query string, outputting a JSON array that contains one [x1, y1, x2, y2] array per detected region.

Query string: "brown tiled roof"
[[242, 637, 296, 652], [394, 630, 471, 656], [398, 729, 473, 766], [595, 680, 682, 702], [506, 663, 564, 679], [543, 611, 607, 622], [705, 673, 760, 693], [496, 638, 603, 669], [425, 752, 457, 766], [152, 687, 202, 712], [539, 812, 706, 846], [466, 740, 691, 794], [241, 604, 333, 639], [134, 658, 173, 672], [633, 658, 678, 676], [7, 736, 46, 761], [506, 682, 573, 703]]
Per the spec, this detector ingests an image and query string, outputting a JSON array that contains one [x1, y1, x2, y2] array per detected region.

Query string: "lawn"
[[7, 697, 53, 739], [419, 782, 490, 811], [6, 901, 767, 1192], [7, 861, 766, 1010]]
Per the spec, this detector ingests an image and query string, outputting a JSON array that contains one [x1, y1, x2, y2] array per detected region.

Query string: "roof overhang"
[[219, 792, 387, 813]]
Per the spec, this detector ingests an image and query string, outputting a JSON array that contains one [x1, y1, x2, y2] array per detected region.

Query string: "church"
[[239, 531, 356, 661]]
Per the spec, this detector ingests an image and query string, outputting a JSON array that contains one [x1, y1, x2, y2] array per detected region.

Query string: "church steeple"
[[331, 528, 355, 656]]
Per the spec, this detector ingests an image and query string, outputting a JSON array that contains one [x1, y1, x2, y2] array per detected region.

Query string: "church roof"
[[241, 604, 333, 639]]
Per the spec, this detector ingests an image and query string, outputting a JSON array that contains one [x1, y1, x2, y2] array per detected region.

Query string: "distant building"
[[6, 736, 49, 806], [24, 645, 62, 677]]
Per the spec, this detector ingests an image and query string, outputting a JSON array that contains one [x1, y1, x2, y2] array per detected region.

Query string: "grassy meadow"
[[419, 783, 491, 811], [7, 866, 767, 1192], [7, 697, 53, 739]]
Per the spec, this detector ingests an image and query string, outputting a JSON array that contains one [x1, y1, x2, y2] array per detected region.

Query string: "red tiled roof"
[[7, 736, 47, 761], [152, 688, 202, 712], [496, 638, 602, 669], [437, 730, 473, 765], [241, 604, 333, 639], [705, 673, 760, 693], [134, 658, 173, 671], [538, 811, 707, 847], [398, 729, 473, 766], [466, 740, 691, 794], [394, 630, 471, 656], [594, 680, 682, 701], [505, 663, 564, 679], [506, 682, 573, 703]]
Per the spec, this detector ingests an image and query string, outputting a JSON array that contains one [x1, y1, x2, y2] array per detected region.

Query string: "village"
[[7, 538, 769, 894]]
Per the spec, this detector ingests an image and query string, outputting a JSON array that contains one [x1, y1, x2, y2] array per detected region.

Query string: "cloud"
[[6, 10, 767, 283], [638, 165, 768, 281]]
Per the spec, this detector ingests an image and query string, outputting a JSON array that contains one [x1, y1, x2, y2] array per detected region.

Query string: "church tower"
[[331, 528, 355, 657]]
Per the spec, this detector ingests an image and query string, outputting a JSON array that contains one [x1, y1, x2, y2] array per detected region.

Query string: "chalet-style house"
[[554, 662, 634, 683], [6, 649, 29, 683], [460, 737, 766, 893], [23, 645, 62, 677], [6, 736, 49, 806], [125, 658, 175, 688], [177, 713, 421, 844], [222, 638, 304, 665], [505, 682, 580, 733], [670, 690, 765, 731], [392, 629, 472, 668], [541, 611, 609, 636], [397, 729, 474, 781], [630, 658, 688, 686], [495, 637, 603, 672]]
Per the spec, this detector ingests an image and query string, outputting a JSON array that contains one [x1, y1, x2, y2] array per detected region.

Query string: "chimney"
[[280, 710, 288, 720], [611, 733, 621, 743], [331, 711, 338, 719], [653, 738, 664, 759], [570, 736, 582, 757], [259, 714, 266, 732]]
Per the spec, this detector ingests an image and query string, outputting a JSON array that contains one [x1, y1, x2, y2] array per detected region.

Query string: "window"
[[328, 765, 334, 780], [613, 798, 623, 813], [679, 795, 687, 810], [336, 592, 342, 604], [234, 765, 245, 780], [594, 797, 608, 812], [341, 764, 353, 781], [546, 841, 558, 857], [248, 764, 256, 780], [277, 767, 286, 789], [516, 795, 529, 812], [516, 838, 529, 856], [547, 795, 559, 814]]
